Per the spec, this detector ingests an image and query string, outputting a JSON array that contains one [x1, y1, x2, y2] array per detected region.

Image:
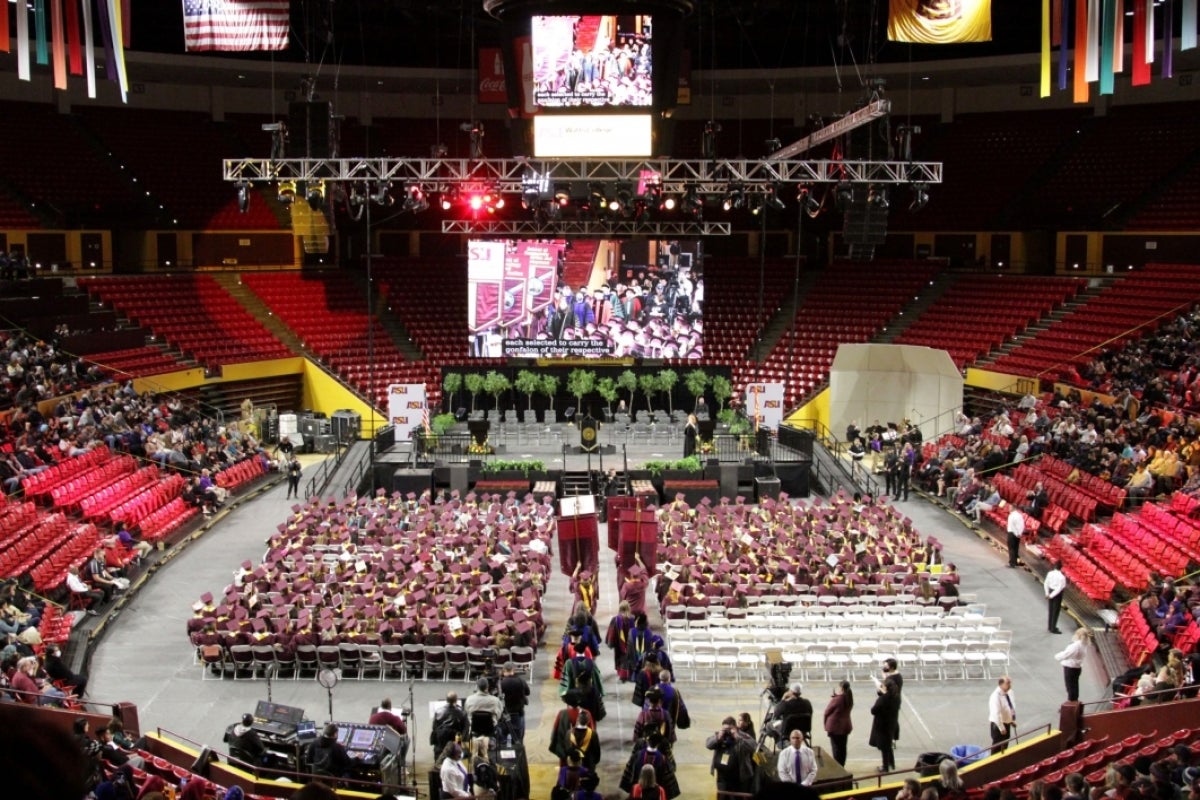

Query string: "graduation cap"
[[200, 592, 214, 605]]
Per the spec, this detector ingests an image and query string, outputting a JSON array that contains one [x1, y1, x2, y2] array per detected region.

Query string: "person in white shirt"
[[1055, 628, 1093, 702], [776, 730, 818, 786], [439, 743, 473, 799], [1006, 508, 1025, 568], [987, 676, 1016, 753], [65, 566, 102, 615], [1044, 561, 1067, 634]]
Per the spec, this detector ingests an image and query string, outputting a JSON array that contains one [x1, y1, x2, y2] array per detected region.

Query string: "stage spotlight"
[[798, 186, 821, 216], [370, 182, 394, 206], [834, 181, 853, 211], [868, 185, 889, 209], [440, 190, 456, 211], [721, 186, 744, 212], [611, 185, 633, 214], [468, 192, 485, 212], [236, 181, 250, 213], [401, 185, 428, 213], [682, 187, 703, 218], [764, 184, 787, 212], [749, 196, 765, 216], [662, 196, 677, 211], [306, 181, 326, 211], [909, 183, 930, 212], [277, 180, 296, 205]]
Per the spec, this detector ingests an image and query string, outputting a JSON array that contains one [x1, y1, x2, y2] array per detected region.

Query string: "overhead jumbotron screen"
[[531, 15, 653, 109], [467, 239, 703, 360]]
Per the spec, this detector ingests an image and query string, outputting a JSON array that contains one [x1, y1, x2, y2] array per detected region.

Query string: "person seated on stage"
[[227, 713, 267, 766], [307, 724, 352, 780]]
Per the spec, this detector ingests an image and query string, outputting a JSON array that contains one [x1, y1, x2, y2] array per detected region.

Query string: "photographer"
[[771, 683, 813, 745], [499, 665, 530, 743], [705, 716, 757, 795]]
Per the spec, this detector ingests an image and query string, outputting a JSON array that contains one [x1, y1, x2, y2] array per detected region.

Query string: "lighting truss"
[[767, 99, 892, 160], [440, 220, 733, 236], [223, 157, 942, 194]]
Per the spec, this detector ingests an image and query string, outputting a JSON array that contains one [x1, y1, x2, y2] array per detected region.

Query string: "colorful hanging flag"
[[887, 0, 993, 44], [1146, 0, 1156, 63], [1163, 0, 1174, 78], [82, 0, 96, 98], [182, 0, 290, 52], [51, 0, 67, 90], [16, 0, 31, 81], [1041, 0, 1052, 97], [1059, 0, 1070, 90], [109, 0, 129, 102], [35, 0, 49, 66], [1114, 1, 1124, 72], [1133, 0, 1152, 85], [1074, 0, 1090, 101], [65, 0, 83, 75], [1099, 0, 1115, 95], [1085, 0, 1100, 81], [1185, 0, 1197, 50], [0, 0, 9, 54]]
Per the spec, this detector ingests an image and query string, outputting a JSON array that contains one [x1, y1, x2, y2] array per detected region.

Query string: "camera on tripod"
[[766, 660, 792, 704]]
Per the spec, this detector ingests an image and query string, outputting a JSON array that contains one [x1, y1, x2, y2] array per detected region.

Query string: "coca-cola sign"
[[478, 47, 507, 104]]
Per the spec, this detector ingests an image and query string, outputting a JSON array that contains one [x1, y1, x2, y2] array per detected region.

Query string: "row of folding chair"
[[667, 601, 987, 626], [670, 637, 1011, 684], [668, 621, 1007, 650], [668, 614, 1003, 637], [198, 643, 536, 682]]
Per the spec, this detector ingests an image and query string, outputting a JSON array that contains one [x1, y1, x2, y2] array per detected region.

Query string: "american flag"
[[422, 404, 430, 434], [182, 0, 289, 52]]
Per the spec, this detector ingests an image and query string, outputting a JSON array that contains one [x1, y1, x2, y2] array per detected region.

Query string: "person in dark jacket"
[[823, 680, 854, 766], [869, 677, 901, 772]]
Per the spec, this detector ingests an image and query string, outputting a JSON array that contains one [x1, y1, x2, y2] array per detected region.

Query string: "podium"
[[557, 495, 599, 575], [579, 415, 599, 452]]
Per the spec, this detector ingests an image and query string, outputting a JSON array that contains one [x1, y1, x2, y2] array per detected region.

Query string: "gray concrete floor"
[[86, 437, 1108, 799]]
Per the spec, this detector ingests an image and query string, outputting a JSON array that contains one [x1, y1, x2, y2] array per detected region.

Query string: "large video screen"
[[531, 15, 653, 109], [468, 239, 703, 360]]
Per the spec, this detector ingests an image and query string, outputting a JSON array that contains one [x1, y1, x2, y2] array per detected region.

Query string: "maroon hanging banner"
[[1133, 0, 1151, 85], [65, 0, 82, 75]]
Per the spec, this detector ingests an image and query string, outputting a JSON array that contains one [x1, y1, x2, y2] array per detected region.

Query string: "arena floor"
[[85, 439, 1109, 799]]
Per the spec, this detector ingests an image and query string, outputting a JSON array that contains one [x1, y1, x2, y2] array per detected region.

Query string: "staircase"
[[975, 278, 1112, 366], [561, 470, 595, 498], [210, 273, 306, 356], [289, 202, 331, 254], [810, 438, 878, 498], [345, 271, 423, 361], [874, 272, 959, 343], [749, 268, 821, 359]]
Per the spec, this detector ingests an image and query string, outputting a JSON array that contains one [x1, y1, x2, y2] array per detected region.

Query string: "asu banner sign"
[[744, 382, 785, 432], [888, 0, 992, 44], [388, 383, 427, 445]]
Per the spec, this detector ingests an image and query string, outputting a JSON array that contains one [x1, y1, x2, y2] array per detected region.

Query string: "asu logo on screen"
[[407, 401, 423, 410], [391, 386, 409, 395], [764, 400, 782, 409], [391, 416, 408, 425]]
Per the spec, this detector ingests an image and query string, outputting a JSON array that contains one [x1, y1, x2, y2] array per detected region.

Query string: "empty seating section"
[[1116, 602, 1161, 667], [78, 275, 290, 368], [691, 256, 792, 373], [901, 109, 1087, 230], [1016, 102, 1200, 229], [991, 263, 1200, 378], [241, 271, 431, 410], [1129, 156, 1200, 230], [0, 191, 39, 228], [0, 101, 145, 224], [895, 276, 1086, 368], [756, 261, 940, 406], [86, 345, 185, 379], [80, 107, 282, 230], [1041, 536, 1116, 603]]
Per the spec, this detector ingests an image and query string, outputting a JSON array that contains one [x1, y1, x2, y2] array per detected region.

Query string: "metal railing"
[[153, 727, 415, 796], [783, 418, 880, 498], [301, 436, 355, 500]]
